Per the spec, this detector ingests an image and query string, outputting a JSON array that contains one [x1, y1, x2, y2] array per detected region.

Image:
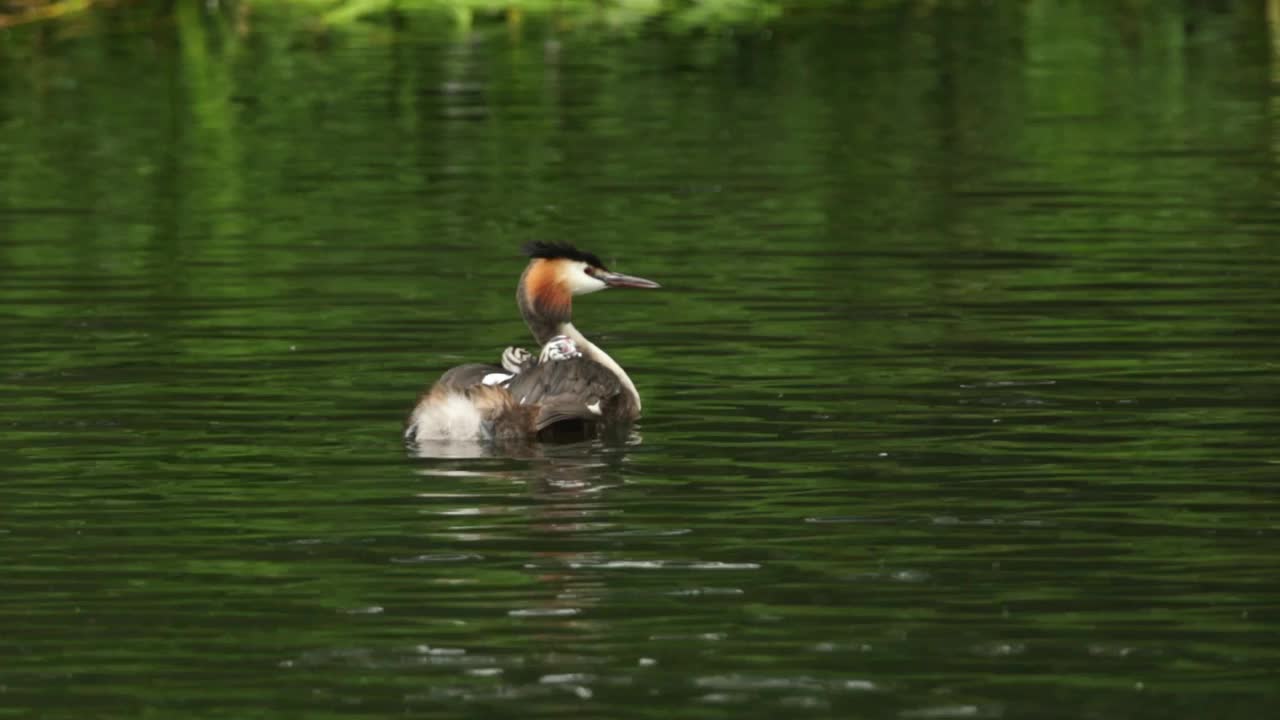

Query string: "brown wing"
[[431, 363, 507, 393], [407, 366, 536, 441], [504, 356, 633, 432]]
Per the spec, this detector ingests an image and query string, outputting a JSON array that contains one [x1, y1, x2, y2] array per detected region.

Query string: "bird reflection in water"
[[408, 432, 642, 632]]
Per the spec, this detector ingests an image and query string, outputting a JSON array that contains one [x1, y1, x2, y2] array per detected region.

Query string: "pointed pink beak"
[[599, 270, 660, 289]]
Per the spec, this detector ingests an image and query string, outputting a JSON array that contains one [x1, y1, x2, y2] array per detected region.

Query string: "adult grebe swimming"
[[405, 242, 660, 443]]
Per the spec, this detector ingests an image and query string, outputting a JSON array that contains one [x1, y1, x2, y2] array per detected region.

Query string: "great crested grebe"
[[405, 242, 660, 444]]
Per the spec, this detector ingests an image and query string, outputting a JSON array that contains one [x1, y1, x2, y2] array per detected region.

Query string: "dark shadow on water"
[[406, 428, 642, 463]]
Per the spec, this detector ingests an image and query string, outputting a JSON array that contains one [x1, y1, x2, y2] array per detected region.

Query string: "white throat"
[[559, 322, 641, 412]]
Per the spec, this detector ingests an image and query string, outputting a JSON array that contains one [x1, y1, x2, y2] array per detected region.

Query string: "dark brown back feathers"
[[505, 356, 634, 431]]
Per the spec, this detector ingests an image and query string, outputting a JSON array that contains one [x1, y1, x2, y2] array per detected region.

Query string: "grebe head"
[[523, 241, 660, 294], [518, 241, 659, 343]]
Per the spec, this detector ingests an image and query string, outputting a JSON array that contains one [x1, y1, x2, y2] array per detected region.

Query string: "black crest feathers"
[[522, 241, 607, 270]]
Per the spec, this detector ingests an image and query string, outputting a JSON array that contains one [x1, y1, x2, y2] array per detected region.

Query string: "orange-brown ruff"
[[523, 258, 572, 320], [405, 243, 660, 444]]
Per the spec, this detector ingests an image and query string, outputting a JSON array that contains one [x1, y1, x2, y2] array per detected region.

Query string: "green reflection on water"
[[2, 1, 1279, 718]]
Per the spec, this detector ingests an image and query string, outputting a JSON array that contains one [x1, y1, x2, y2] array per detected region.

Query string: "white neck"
[[559, 322, 641, 411]]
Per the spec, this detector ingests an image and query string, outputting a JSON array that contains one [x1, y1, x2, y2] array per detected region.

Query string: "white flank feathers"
[[406, 394, 487, 441]]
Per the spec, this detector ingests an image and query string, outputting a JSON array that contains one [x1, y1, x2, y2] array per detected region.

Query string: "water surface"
[[2, 2, 1279, 718]]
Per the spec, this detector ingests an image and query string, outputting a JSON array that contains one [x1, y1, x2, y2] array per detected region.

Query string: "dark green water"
[[3, 2, 1279, 718]]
